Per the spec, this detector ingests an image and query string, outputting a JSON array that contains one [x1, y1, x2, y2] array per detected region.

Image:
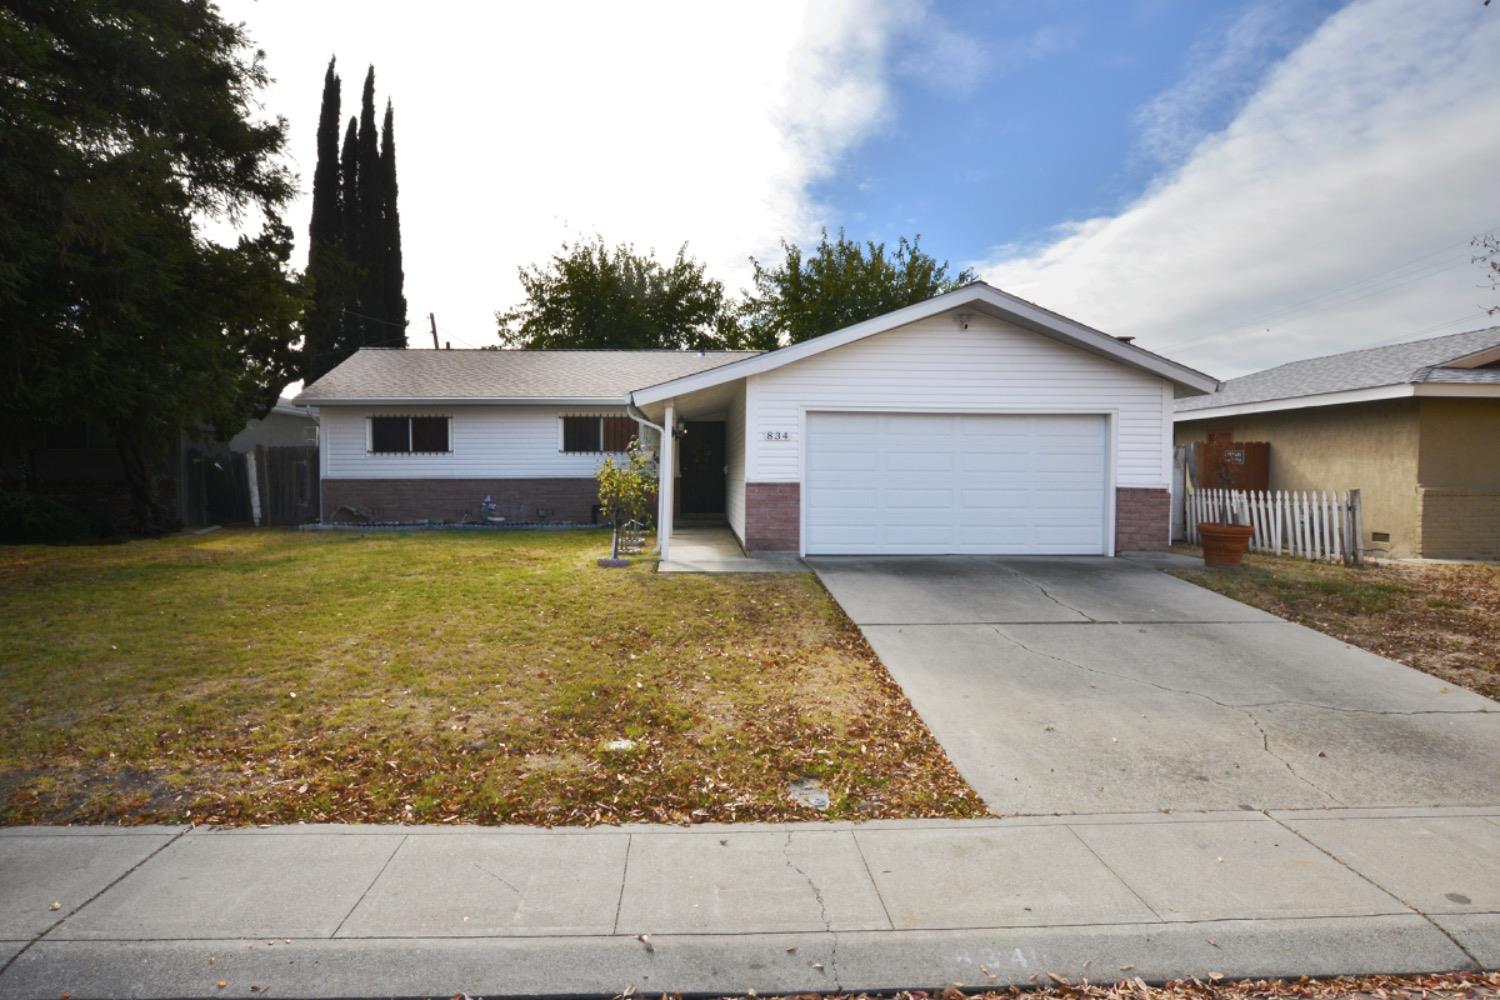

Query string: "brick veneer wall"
[[1115, 486, 1170, 551], [744, 482, 800, 552], [321, 478, 602, 524], [1418, 487, 1500, 560]]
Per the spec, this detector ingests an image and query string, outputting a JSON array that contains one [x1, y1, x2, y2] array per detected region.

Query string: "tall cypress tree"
[[300, 56, 343, 384], [380, 99, 407, 338], [300, 61, 407, 379], [338, 114, 361, 349], [355, 67, 396, 347]]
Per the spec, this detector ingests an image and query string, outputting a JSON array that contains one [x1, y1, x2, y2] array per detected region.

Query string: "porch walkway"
[[658, 526, 804, 574]]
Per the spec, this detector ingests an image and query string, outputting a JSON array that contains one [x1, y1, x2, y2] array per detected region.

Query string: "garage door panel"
[[808, 451, 880, 473], [960, 452, 1034, 473], [882, 525, 956, 546], [957, 488, 1030, 508], [885, 488, 955, 508], [805, 411, 1108, 555], [883, 450, 955, 473], [956, 526, 1033, 546]]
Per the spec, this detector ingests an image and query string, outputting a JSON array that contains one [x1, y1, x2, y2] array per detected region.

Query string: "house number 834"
[[762, 431, 792, 442]]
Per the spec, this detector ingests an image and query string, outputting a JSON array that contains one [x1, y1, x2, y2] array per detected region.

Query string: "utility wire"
[[1166, 224, 1500, 355]]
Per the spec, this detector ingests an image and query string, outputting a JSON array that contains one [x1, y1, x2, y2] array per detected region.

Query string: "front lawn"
[[0, 530, 985, 826], [1170, 550, 1500, 700]]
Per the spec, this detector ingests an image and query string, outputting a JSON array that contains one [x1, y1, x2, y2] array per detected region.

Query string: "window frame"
[[367, 415, 452, 455], [559, 414, 636, 455]]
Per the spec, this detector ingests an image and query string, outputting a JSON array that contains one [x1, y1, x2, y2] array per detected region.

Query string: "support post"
[[658, 400, 676, 562]]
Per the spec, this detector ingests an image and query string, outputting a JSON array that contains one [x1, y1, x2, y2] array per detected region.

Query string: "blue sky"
[[814, 1, 1341, 267], [220, 0, 1500, 379]]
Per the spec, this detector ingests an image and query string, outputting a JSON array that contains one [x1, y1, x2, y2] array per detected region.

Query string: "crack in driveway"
[[989, 626, 1349, 805], [989, 560, 1098, 622]]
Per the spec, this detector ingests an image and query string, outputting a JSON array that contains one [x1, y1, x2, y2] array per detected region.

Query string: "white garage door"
[[804, 412, 1108, 555]]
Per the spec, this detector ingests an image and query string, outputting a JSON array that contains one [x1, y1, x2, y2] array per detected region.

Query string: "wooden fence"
[[1185, 488, 1363, 564]]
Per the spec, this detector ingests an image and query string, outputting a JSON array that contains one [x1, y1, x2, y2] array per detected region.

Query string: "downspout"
[[627, 397, 667, 554]]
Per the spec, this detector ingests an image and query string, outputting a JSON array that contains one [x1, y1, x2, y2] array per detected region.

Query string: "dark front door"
[[680, 421, 726, 515]]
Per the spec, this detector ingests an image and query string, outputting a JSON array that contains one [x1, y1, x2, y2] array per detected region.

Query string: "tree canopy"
[[0, 0, 303, 531], [496, 238, 741, 350], [495, 230, 975, 352], [740, 229, 976, 348]]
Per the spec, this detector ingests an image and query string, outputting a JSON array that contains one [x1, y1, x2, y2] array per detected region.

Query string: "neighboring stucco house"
[[1174, 326, 1500, 560], [296, 282, 1217, 557]]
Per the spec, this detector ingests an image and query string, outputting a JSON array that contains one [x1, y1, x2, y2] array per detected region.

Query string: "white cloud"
[[212, 0, 902, 348], [979, 0, 1500, 379], [1133, 0, 1311, 167], [893, 12, 1077, 98]]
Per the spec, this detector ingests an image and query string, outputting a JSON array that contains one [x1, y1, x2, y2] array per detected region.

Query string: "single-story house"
[[1174, 326, 1500, 559], [295, 282, 1218, 557]]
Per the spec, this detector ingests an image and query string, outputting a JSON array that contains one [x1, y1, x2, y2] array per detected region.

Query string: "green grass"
[[0, 529, 984, 826]]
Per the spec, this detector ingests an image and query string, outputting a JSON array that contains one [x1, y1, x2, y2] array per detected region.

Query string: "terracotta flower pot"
[[1198, 522, 1254, 567]]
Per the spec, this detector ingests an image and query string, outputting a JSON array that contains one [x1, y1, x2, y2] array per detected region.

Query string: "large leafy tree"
[[0, 0, 304, 532], [741, 229, 976, 348], [497, 237, 741, 350]]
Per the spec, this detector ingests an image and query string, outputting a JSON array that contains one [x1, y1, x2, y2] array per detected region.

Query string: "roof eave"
[[630, 283, 1218, 405], [1173, 381, 1500, 421], [288, 396, 630, 407]]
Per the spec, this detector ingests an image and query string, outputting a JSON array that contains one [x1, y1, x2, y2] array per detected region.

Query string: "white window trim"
[[367, 415, 452, 455]]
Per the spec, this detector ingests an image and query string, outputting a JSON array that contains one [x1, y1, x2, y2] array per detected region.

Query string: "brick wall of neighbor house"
[[743, 482, 800, 552], [321, 478, 602, 524], [1115, 487, 1170, 551], [1417, 488, 1500, 560]]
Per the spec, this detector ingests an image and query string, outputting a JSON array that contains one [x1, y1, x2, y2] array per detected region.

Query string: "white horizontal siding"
[[322, 404, 629, 479], [745, 313, 1171, 488]]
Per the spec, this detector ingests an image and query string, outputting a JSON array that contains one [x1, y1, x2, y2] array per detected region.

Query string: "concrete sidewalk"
[[3, 808, 1498, 998]]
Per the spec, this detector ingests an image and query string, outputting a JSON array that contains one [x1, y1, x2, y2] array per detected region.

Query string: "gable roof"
[[629, 281, 1219, 405], [1175, 325, 1500, 418], [294, 348, 760, 405]]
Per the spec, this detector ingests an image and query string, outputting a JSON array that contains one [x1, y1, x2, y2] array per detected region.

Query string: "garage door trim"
[[797, 406, 1118, 557]]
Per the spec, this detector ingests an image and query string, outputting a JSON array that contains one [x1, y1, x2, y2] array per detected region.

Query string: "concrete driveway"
[[809, 556, 1500, 814]]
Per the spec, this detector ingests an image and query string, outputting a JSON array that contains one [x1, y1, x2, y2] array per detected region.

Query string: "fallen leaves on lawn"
[[727, 970, 1500, 1000], [1, 535, 986, 827]]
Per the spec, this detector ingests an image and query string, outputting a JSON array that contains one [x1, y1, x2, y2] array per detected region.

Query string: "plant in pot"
[[1198, 446, 1254, 567]]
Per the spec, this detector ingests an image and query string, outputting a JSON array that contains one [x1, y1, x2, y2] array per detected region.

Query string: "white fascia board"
[[629, 283, 1219, 405], [1413, 382, 1500, 398], [1441, 342, 1500, 368], [293, 397, 630, 407], [1174, 384, 1414, 420], [1173, 381, 1500, 422]]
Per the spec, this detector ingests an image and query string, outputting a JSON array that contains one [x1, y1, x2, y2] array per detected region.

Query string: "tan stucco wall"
[[1417, 399, 1500, 487], [1175, 399, 1421, 557], [1415, 398, 1500, 559]]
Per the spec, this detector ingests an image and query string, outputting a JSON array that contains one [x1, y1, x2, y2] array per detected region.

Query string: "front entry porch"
[[658, 526, 804, 573]]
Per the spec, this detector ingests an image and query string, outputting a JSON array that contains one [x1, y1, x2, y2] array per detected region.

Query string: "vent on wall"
[[1371, 531, 1391, 542]]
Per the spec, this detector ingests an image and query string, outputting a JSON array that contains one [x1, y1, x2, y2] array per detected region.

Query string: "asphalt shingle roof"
[[294, 348, 762, 403], [1175, 326, 1500, 413]]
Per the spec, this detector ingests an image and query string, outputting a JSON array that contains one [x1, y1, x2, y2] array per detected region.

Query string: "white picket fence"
[[1184, 488, 1363, 564]]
